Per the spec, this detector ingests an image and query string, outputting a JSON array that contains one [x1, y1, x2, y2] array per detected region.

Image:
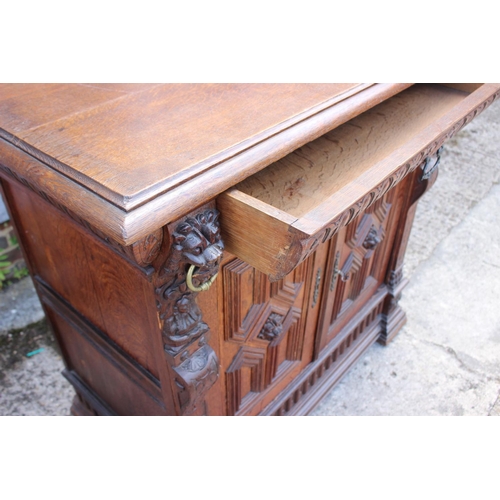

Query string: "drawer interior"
[[218, 83, 492, 279], [235, 84, 470, 218]]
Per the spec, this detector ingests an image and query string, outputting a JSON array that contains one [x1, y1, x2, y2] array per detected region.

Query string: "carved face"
[[173, 210, 224, 273], [173, 228, 222, 270], [362, 226, 381, 251]]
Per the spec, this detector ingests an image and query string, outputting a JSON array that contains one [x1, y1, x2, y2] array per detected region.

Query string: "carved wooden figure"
[[0, 83, 498, 415], [155, 207, 223, 414]]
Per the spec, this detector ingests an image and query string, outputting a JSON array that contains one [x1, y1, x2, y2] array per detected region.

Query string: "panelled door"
[[315, 189, 401, 354], [219, 246, 325, 416]]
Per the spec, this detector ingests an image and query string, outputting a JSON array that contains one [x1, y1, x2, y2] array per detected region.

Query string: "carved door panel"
[[316, 191, 399, 353], [220, 256, 317, 416]]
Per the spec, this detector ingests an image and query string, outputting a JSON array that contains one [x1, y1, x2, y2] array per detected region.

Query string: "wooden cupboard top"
[[0, 83, 411, 244], [0, 84, 363, 206]]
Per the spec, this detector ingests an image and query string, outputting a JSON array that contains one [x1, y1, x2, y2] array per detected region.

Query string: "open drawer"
[[217, 83, 500, 281]]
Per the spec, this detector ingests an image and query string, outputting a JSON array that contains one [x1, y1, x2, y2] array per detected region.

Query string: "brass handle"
[[330, 251, 350, 290], [186, 265, 218, 292], [337, 270, 350, 282]]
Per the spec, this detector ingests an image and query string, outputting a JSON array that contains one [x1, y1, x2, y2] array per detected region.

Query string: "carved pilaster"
[[379, 149, 442, 345], [155, 207, 223, 415], [379, 272, 409, 346]]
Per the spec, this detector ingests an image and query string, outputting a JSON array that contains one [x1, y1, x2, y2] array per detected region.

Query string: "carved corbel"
[[155, 207, 223, 414], [411, 147, 443, 205], [99, 229, 164, 269], [420, 146, 443, 181]]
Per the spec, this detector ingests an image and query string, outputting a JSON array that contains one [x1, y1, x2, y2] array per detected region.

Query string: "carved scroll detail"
[[103, 229, 163, 268], [387, 268, 404, 289], [131, 231, 164, 266], [155, 208, 223, 414], [421, 146, 443, 181]]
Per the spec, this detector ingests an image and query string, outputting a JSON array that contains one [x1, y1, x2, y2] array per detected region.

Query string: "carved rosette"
[[155, 208, 223, 414], [130, 231, 164, 266], [101, 230, 164, 268], [258, 313, 284, 342]]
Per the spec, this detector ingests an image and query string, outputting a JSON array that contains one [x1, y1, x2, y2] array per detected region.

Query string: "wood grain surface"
[[235, 85, 466, 216], [219, 83, 500, 279], [1, 83, 498, 252], [0, 84, 158, 134], [0, 83, 413, 244], [2, 82, 498, 416], [0, 84, 366, 206]]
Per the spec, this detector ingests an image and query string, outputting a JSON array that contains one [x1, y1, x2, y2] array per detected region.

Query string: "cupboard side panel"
[[2, 180, 160, 379]]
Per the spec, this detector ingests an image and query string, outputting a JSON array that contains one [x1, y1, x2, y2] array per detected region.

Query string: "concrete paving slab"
[[404, 183, 500, 378], [0, 277, 44, 335], [0, 346, 74, 416], [451, 118, 500, 161], [0, 319, 74, 416]]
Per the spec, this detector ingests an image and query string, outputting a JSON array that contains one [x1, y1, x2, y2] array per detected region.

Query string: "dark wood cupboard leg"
[[70, 394, 97, 416], [378, 198, 416, 346], [379, 269, 410, 346], [379, 151, 441, 345]]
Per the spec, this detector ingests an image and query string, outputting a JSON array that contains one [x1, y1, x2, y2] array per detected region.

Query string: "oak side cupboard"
[[1, 83, 498, 416]]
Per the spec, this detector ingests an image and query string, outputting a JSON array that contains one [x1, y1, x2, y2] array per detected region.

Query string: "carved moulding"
[[155, 207, 223, 415], [264, 91, 500, 281], [0, 160, 163, 269], [290, 161, 433, 269]]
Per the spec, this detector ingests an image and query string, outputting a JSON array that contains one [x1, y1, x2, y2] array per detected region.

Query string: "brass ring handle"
[[186, 265, 218, 292]]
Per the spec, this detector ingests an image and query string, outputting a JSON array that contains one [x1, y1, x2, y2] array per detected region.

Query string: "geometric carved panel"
[[226, 346, 266, 415], [330, 197, 392, 322], [222, 258, 309, 415], [223, 260, 257, 341], [223, 259, 301, 343]]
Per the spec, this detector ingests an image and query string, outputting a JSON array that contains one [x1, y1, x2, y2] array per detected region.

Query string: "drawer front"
[[218, 83, 500, 282]]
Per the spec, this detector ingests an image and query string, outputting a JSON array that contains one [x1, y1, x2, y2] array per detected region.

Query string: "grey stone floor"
[[1, 98, 499, 416]]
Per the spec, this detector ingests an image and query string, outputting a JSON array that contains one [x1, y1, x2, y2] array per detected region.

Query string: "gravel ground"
[[0, 319, 74, 416]]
